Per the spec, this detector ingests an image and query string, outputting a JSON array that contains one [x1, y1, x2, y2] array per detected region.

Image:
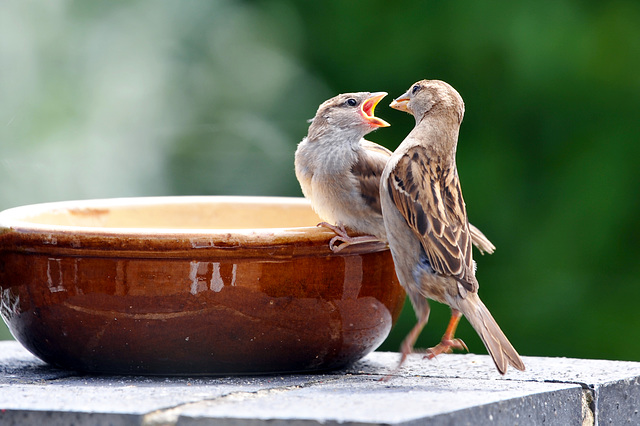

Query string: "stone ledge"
[[1, 341, 639, 425]]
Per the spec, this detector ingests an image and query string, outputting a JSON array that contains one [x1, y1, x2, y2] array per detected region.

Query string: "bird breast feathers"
[[385, 145, 478, 292]]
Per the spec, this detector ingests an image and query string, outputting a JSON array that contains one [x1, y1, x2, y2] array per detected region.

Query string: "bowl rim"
[[0, 195, 317, 234], [0, 196, 387, 257]]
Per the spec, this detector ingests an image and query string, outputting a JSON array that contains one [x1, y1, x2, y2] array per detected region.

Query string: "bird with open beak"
[[295, 92, 391, 250], [380, 80, 525, 375], [295, 91, 497, 255]]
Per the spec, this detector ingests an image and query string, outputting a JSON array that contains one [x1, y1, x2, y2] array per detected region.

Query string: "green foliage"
[[1, 0, 639, 361]]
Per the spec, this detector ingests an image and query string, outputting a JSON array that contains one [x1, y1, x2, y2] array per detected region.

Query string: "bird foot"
[[317, 222, 379, 252], [423, 338, 468, 360], [379, 340, 413, 382]]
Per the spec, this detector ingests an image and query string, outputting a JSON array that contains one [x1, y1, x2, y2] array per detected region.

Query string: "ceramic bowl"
[[0, 196, 405, 375]]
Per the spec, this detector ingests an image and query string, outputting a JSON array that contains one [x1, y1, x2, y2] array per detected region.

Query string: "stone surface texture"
[[1, 341, 639, 425]]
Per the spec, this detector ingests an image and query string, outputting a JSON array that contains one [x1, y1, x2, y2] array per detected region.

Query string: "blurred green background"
[[1, 1, 639, 363]]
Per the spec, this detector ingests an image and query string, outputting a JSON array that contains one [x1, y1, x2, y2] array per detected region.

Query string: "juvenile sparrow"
[[380, 80, 524, 374], [295, 92, 496, 255], [295, 92, 391, 250]]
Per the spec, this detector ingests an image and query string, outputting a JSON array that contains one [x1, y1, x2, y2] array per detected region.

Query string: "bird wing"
[[350, 140, 392, 216], [386, 145, 478, 292]]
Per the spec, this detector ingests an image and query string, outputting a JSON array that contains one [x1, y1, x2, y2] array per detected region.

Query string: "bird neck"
[[301, 127, 363, 174], [412, 112, 460, 166], [307, 123, 366, 149]]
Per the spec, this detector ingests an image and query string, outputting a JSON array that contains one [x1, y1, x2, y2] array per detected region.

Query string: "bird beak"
[[361, 92, 391, 128], [390, 91, 411, 113]]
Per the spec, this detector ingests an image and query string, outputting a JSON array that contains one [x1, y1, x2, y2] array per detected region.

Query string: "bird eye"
[[412, 84, 421, 94], [346, 98, 358, 107]]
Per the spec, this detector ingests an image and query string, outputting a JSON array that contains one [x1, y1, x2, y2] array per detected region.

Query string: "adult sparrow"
[[380, 80, 525, 374], [295, 92, 496, 255]]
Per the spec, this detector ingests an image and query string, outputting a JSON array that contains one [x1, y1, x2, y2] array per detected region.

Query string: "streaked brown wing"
[[350, 140, 392, 216], [386, 145, 477, 291]]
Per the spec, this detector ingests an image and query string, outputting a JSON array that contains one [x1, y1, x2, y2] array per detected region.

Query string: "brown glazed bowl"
[[0, 196, 405, 375]]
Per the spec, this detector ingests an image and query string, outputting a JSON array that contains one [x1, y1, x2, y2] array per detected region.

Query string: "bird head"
[[390, 80, 465, 125], [308, 92, 390, 141]]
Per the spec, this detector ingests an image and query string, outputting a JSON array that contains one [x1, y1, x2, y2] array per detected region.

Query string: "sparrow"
[[295, 91, 496, 255], [380, 79, 525, 374], [295, 92, 391, 250]]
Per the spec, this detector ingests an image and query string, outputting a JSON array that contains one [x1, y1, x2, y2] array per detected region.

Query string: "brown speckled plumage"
[[387, 145, 477, 292], [381, 80, 524, 374], [295, 91, 496, 254]]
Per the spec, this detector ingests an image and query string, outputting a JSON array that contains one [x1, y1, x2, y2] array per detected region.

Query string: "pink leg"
[[381, 303, 430, 381]]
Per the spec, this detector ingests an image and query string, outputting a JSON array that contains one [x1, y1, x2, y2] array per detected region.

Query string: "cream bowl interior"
[[0, 196, 324, 231]]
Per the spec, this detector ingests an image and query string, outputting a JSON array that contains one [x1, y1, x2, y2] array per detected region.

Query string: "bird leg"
[[398, 316, 428, 367], [317, 222, 380, 252], [424, 309, 468, 359], [380, 305, 430, 381]]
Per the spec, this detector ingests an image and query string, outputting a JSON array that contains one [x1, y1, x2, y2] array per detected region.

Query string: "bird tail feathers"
[[468, 224, 496, 255], [459, 294, 525, 374]]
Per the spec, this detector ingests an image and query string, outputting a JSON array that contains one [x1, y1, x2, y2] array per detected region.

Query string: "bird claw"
[[329, 236, 349, 252], [423, 338, 468, 360], [317, 222, 379, 253], [380, 348, 412, 382], [317, 222, 342, 232], [317, 222, 351, 252]]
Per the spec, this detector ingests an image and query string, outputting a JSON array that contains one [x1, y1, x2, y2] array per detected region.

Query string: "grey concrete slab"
[[1, 341, 639, 425], [348, 351, 640, 384], [0, 341, 74, 383], [350, 352, 640, 425], [176, 374, 581, 426]]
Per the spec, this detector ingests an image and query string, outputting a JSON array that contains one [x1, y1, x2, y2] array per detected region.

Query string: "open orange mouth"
[[361, 92, 391, 127]]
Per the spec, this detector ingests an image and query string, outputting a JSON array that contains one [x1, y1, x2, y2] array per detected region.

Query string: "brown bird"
[[295, 91, 496, 255], [380, 79, 524, 374]]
